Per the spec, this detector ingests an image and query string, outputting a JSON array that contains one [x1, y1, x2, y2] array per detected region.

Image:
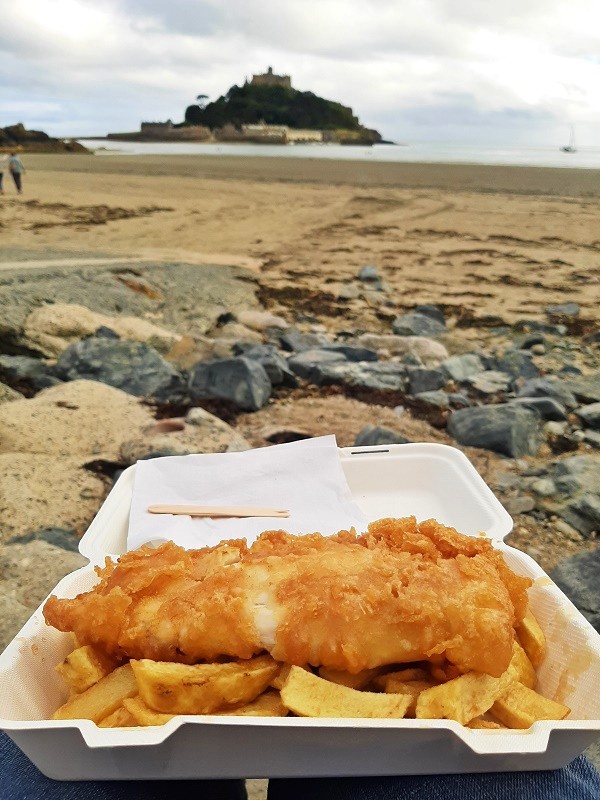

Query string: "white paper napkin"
[[127, 435, 368, 551]]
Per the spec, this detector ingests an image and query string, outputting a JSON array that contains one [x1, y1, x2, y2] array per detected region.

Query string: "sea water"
[[79, 139, 600, 170]]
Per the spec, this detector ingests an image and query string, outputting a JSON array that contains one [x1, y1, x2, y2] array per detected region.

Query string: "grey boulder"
[[55, 337, 186, 403], [355, 425, 411, 446], [448, 404, 542, 457], [392, 312, 445, 338], [188, 357, 271, 411], [551, 548, 600, 632]]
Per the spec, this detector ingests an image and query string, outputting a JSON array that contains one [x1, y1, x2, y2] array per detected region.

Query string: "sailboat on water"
[[560, 125, 577, 153]]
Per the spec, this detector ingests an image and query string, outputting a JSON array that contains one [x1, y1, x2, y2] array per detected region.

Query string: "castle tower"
[[251, 67, 291, 89]]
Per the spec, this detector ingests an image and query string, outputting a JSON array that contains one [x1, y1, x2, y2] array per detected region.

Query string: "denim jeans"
[[2, 731, 599, 800]]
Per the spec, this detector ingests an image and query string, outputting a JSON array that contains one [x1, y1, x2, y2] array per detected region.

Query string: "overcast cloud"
[[1, 0, 599, 145]]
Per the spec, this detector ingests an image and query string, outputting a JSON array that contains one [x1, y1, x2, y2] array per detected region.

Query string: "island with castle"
[[107, 68, 383, 145]]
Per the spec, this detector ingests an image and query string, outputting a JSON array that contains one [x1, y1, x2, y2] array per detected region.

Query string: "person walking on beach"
[[8, 152, 25, 193], [0, 154, 6, 194]]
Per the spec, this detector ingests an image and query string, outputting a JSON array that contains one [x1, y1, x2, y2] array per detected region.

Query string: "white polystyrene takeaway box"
[[1, 443, 599, 781]]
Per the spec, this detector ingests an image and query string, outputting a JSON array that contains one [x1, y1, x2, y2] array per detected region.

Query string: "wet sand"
[[1, 153, 599, 325]]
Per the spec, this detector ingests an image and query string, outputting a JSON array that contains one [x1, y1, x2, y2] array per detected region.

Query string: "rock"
[[542, 456, 600, 537], [0, 354, 62, 394], [551, 548, 600, 632], [414, 305, 445, 325], [188, 357, 271, 411], [0, 382, 23, 405], [545, 302, 580, 319], [512, 333, 545, 350], [357, 265, 379, 282], [0, 453, 107, 542], [448, 392, 470, 407], [120, 412, 250, 462], [354, 425, 411, 446], [237, 309, 288, 332], [211, 322, 264, 345], [277, 328, 332, 353], [413, 390, 450, 408], [392, 312, 445, 337], [321, 344, 378, 363], [558, 495, 600, 538], [356, 334, 448, 366], [563, 373, 600, 404], [11, 527, 80, 551], [0, 261, 260, 357], [308, 361, 408, 392], [0, 379, 155, 458], [531, 343, 546, 355], [510, 396, 568, 421], [517, 377, 578, 411], [22, 302, 180, 357], [574, 402, 600, 429], [504, 495, 536, 515], [233, 344, 297, 387], [513, 319, 567, 336], [287, 349, 347, 380], [447, 404, 542, 457], [407, 368, 446, 395], [0, 592, 33, 653], [531, 478, 556, 497], [0, 539, 87, 649], [492, 349, 539, 380], [55, 337, 187, 403], [441, 353, 485, 382], [468, 370, 512, 394], [583, 430, 600, 449], [337, 284, 360, 300]]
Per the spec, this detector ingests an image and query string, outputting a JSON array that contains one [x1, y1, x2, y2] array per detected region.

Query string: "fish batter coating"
[[43, 518, 531, 676]]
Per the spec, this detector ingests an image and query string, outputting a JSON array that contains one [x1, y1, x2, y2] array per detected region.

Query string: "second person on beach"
[[8, 152, 25, 193]]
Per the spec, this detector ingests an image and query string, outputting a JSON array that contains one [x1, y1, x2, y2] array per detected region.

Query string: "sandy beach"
[[1, 153, 599, 328]]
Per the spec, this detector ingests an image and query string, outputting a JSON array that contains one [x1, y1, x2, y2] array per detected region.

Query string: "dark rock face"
[[357, 265, 379, 282], [447, 404, 542, 457], [407, 368, 446, 395], [543, 456, 600, 537], [491, 350, 539, 381], [277, 329, 331, 353], [414, 305, 445, 325], [354, 425, 411, 446], [509, 396, 568, 421], [321, 344, 378, 363], [0, 355, 63, 395], [188, 357, 271, 411], [551, 548, 600, 633], [518, 377, 578, 411], [574, 402, 600, 430], [546, 302, 580, 319], [233, 344, 297, 387], [564, 373, 600, 404], [307, 361, 408, 392], [392, 312, 445, 338], [441, 354, 485, 382], [287, 349, 347, 381], [55, 337, 187, 402]]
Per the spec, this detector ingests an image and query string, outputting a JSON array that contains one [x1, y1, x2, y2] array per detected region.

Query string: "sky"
[[1, 0, 599, 146]]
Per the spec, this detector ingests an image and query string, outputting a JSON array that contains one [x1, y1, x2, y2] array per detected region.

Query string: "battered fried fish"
[[43, 518, 531, 677]]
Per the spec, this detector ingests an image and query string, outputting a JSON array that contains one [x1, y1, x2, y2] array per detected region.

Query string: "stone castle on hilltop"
[[250, 67, 291, 89]]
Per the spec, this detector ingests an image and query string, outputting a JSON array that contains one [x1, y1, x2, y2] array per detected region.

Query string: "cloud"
[[0, 0, 598, 143]]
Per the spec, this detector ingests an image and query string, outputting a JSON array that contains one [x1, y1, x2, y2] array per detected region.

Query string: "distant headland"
[[0, 123, 88, 153], [107, 68, 384, 146]]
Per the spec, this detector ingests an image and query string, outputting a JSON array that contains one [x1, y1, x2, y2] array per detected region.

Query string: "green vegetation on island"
[[184, 81, 382, 145]]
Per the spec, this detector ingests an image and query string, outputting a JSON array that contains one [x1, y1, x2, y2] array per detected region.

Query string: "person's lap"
[[2, 730, 599, 800]]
